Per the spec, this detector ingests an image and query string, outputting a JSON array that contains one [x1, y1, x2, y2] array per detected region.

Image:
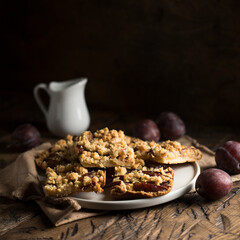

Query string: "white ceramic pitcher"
[[33, 78, 90, 137]]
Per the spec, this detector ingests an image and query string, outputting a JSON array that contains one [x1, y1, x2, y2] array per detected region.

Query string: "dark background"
[[1, 0, 240, 133]]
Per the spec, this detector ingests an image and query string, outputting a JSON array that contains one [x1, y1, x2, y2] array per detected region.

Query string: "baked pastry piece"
[[44, 166, 106, 197], [127, 137, 202, 164], [75, 128, 144, 168], [35, 135, 78, 170], [110, 166, 174, 199]]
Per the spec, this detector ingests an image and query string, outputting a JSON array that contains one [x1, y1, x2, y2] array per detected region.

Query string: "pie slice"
[[110, 166, 174, 199], [75, 128, 145, 168], [44, 166, 106, 197], [127, 137, 202, 164], [35, 135, 78, 170]]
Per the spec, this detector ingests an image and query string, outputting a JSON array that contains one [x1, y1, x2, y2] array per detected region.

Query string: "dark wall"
[[1, 0, 240, 126]]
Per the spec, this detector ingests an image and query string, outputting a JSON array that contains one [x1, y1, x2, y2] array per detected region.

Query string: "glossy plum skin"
[[133, 119, 160, 142], [195, 168, 232, 201], [215, 141, 240, 175], [156, 112, 185, 140], [11, 123, 41, 151]]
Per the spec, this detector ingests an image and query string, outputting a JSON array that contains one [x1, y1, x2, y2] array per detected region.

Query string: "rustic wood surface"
[[1, 112, 240, 240]]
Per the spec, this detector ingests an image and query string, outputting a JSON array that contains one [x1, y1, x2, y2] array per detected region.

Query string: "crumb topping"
[[44, 167, 106, 197]]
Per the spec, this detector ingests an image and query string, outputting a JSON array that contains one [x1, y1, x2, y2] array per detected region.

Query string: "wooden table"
[[1, 112, 240, 240]]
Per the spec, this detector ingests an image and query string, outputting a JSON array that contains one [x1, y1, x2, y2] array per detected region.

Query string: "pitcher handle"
[[33, 83, 49, 118]]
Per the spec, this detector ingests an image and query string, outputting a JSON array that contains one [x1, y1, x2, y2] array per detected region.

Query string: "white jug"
[[33, 78, 90, 137]]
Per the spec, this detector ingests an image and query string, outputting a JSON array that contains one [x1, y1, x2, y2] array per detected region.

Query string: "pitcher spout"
[[49, 77, 87, 92]]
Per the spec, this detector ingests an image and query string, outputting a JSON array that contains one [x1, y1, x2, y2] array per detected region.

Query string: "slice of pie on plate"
[[44, 166, 106, 197], [110, 166, 174, 199], [126, 137, 202, 164]]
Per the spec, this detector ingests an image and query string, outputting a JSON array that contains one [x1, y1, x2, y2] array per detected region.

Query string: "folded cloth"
[[0, 143, 105, 226], [0, 136, 239, 226]]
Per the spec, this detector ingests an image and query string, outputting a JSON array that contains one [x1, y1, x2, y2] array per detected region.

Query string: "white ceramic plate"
[[70, 162, 200, 210]]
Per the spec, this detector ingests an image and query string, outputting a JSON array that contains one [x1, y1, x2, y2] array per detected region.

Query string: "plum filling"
[[44, 153, 66, 168], [142, 171, 163, 176], [133, 182, 169, 192], [112, 180, 170, 192], [112, 168, 171, 193], [44, 158, 60, 168], [76, 144, 84, 154]]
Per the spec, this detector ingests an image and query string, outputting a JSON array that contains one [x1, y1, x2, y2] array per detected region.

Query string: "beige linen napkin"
[[0, 135, 239, 226], [0, 143, 104, 226]]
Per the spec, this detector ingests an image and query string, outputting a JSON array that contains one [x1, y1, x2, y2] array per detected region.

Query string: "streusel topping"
[[75, 128, 143, 168], [127, 137, 202, 164], [44, 167, 106, 197]]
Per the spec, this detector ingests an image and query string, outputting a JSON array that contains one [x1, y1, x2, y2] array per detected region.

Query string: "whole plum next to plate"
[[195, 168, 232, 201], [215, 140, 240, 175]]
